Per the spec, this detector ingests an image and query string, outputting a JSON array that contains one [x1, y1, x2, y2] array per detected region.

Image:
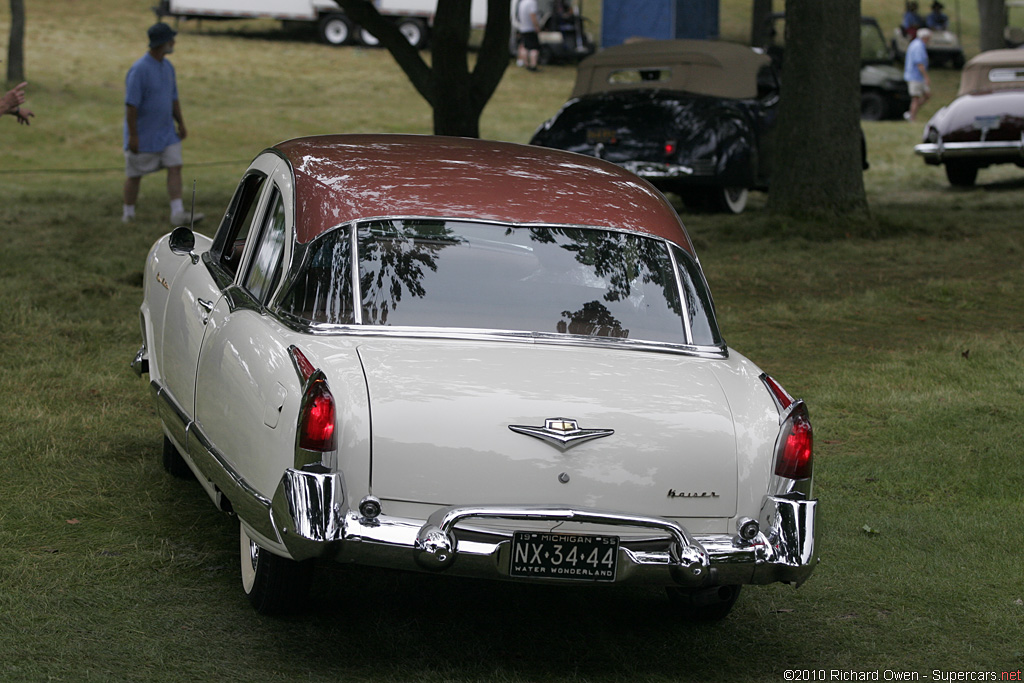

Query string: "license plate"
[[586, 127, 618, 144], [510, 531, 619, 582]]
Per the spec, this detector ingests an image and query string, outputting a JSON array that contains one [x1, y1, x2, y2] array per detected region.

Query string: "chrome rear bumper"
[[270, 468, 817, 589], [915, 137, 1024, 164]]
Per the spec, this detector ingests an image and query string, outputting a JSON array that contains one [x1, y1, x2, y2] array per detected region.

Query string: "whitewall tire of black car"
[[717, 187, 749, 214], [239, 523, 314, 615]]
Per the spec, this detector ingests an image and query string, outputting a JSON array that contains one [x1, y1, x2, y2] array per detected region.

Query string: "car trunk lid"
[[355, 338, 738, 519]]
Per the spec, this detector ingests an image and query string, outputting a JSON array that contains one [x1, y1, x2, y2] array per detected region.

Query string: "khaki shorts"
[[908, 81, 930, 97], [125, 142, 183, 178]]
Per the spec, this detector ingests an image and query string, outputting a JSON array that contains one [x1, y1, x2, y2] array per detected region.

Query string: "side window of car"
[[243, 187, 287, 305], [212, 172, 267, 278]]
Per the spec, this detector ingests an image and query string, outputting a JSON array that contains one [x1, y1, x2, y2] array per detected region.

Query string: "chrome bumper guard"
[[270, 468, 817, 588], [914, 136, 1024, 164], [131, 343, 149, 377], [620, 160, 701, 179], [614, 159, 712, 179]]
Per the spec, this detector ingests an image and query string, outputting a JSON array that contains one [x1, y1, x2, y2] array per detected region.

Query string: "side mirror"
[[169, 226, 199, 264]]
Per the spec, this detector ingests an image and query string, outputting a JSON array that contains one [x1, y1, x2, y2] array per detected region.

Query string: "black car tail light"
[[664, 140, 677, 157]]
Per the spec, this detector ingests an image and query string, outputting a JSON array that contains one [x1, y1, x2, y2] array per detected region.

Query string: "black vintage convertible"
[[530, 39, 780, 214]]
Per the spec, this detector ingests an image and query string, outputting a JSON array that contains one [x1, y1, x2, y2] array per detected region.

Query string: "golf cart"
[[764, 13, 910, 121], [891, 1, 966, 68]]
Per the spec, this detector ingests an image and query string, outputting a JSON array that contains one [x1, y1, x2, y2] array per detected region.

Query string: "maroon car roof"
[[272, 134, 694, 254]]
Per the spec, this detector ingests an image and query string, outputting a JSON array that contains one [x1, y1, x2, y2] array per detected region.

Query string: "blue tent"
[[601, 0, 719, 47]]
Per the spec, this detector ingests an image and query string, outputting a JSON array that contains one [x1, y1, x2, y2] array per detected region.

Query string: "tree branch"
[[471, 0, 512, 111], [331, 0, 435, 106]]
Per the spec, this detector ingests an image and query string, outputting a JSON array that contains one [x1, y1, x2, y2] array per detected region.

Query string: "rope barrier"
[[0, 159, 249, 175]]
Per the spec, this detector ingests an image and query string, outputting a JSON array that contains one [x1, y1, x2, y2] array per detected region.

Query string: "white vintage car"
[[132, 134, 817, 619]]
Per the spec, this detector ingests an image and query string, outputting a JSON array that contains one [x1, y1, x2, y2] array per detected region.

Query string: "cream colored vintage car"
[[132, 135, 817, 619], [915, 50, 1024, 186]]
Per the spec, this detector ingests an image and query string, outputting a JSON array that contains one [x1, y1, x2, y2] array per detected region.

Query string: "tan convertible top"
[[571, 39, 770, 100], [958, 49, 1024, 96]]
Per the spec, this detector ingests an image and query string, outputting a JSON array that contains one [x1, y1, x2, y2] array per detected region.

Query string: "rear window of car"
[[279, 220, 721, 348], [988, 67, 1024, 85]]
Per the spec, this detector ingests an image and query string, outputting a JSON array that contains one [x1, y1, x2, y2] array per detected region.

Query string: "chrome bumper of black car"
[[619, 160, 717, 179], [915, 137, 1024, 164], [269, 468, 818, 589]]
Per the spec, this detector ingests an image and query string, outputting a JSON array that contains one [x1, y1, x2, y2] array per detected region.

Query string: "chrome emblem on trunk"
[[509, 418, 614, 451]]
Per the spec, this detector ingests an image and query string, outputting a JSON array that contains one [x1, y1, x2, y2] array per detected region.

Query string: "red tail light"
[[664, 140, 677, 156], [298, 378, 336, 452], [775, 406, 813, 480]]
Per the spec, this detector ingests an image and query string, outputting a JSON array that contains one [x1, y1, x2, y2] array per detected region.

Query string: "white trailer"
[[154, 0, 487, 48]]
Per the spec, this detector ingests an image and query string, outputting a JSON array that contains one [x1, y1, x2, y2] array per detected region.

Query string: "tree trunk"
[[767, 0, 868, 219], [977, 0, 1006, 52], [331, 0, 510, 138], [432, 0, 477, 136], [751, 0, 774, 48], [7, 0, 26, 83]]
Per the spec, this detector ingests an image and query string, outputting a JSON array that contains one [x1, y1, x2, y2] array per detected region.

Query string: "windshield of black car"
[[280, 221, 721, 347]]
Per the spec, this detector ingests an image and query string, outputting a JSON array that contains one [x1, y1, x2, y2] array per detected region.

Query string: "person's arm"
[[126, 104, 139, 153], [172, 99, 187, 141]]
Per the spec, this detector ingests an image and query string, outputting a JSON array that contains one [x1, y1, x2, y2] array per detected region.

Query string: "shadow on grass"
[[259, 562, 802, 680]]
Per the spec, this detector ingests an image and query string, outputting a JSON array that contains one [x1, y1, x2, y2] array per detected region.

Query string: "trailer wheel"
[[359, 28, 381, 46], [318, 14, 353, 46], [397, 18, 429, 49]]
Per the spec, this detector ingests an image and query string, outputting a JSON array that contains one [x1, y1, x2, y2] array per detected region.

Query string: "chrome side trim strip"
[[151, 378, 276, 540], [273, 320, 730, 359], [665, 245, 694, 344], [350, 225, 362, 325], [152, 380, 189, 453]]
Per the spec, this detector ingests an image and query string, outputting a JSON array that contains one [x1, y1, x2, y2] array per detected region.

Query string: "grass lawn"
[[1, 1, 1022, 681]]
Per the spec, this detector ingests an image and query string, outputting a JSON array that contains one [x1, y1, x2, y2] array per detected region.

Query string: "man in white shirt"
[[516, 0, 541, 71]]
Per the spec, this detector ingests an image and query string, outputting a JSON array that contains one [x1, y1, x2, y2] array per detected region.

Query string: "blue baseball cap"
[[148, 23, 177, 48]]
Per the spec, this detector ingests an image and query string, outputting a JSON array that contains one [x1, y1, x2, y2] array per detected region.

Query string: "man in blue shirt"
[[926, 2, 949, 30], [902, 1, 924, 36], [903, 28, 932, 122], [122, 23, 203, 225]]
